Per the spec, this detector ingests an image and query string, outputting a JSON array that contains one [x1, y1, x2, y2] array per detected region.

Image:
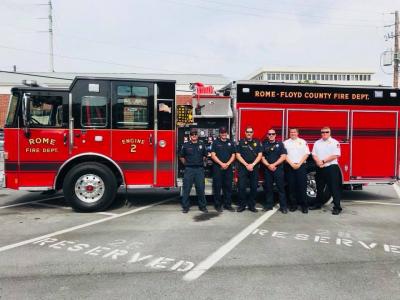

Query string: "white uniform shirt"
[[312, 137, 341, 166], [283, 138, 310, 164]]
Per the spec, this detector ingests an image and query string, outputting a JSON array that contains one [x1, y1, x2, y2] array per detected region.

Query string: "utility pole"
[[48, 0, 54, 72], [39, 0, 54, 72], [394, 10, 399, 88]]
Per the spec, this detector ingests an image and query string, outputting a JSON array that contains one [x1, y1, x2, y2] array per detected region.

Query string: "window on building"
[[316, 74, 320, 80], [289, 74, 293, 80], [334, 75, 338, 81], [367, 75, 371, 81], [329, 74, 333, 80], [350, 75, 355, 81]]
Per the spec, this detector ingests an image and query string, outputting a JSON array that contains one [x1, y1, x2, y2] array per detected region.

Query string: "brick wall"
[[0, 94, 10, 128], [176, 95, 192, 106]]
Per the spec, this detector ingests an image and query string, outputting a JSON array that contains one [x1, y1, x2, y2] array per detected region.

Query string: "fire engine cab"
[[2, 77, 400, 211]]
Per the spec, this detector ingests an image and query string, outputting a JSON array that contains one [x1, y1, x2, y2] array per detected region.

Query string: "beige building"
[[248, 67, 378, 85]]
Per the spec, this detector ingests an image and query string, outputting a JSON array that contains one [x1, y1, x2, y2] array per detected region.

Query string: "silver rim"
[[74, 173, 105, 203], [307, 171, 317, 198]]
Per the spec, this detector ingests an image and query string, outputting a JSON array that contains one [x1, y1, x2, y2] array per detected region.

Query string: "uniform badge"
[[228, 142, 231, 146], [245, 141, 248, 145], [270, 147, 274, 151], [199, 145, 203, 149], [253, 142, 257, 147], [276, 144, 279, 148]]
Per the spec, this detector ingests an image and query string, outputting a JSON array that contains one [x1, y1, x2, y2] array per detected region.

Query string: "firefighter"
[[311, 126, 342, 215], [284, 128, 310, 213], [236, 126, 262, 212], [179, 128, 208, 213], [210, 126, 236, 212], [261, 129, 288, 213]]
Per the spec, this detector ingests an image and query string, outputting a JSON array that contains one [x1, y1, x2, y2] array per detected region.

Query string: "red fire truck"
[[2, 77, 399, 211]]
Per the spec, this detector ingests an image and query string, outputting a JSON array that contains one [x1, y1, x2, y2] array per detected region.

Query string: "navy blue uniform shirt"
[[211, 138, 236, 164], [237, 138, 262, 164], [262, 140, 287, 165], [179, 141, 207, 167]]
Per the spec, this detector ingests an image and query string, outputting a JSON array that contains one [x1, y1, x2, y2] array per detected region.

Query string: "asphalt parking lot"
[[0, 185, 400, 299]]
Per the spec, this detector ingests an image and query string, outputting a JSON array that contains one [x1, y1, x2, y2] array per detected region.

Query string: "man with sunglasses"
[[311, 127, 342, 215], [284, 128, 310, 213], [210, 126, 236, 212], [261, 129, 288, 213], [179, 128, 208, 213], [236, 126, 262, 212]]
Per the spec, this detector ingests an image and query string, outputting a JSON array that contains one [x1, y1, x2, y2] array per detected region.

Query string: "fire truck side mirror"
[[22, 93, 31, 138]]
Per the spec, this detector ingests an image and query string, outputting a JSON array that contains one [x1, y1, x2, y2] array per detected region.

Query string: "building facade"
[[248, 68, 377, 85]]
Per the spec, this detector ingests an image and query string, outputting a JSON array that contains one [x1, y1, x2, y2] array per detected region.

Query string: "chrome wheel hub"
[[74, 174, 105, 203]]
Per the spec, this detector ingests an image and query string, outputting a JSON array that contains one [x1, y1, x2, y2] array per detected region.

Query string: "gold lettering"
[[352, 94, 369, 100], [27, 138, 57, 145], [255, 90, 276, 98]]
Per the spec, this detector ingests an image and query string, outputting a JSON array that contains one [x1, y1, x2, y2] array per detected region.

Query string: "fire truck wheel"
[[306, 170, 332, 205], [63, 163, 117, 212]]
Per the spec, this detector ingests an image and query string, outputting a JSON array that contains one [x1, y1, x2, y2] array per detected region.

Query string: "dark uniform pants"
[[181, 167, 206, 209], [315, 164, 342, 209], [238, 166, 258, 209], [264, 167, 287, 209], [286, 164, 307, 209], [212, 166, 233, 208]]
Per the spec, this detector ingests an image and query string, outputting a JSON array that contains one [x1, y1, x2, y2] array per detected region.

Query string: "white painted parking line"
[[351, 200, 400, 206], [0, 196, 64, 210], [393, 184, 400, 199], [183, 208, 278, 282], [96, 212, 118, 216], [32, 202, 118, 216], [33, 202, 72, 210], [0, 197, 175, 253]]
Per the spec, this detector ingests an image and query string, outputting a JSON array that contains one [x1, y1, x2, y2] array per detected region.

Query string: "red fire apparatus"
[[2, 77, 399, 211]]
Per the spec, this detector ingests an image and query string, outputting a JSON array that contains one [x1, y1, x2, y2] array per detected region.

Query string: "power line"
[[0, 70, 72, 80], [161, 0, 382, 28], [0, 44, 185, 73], [196, 0, 379, 23]]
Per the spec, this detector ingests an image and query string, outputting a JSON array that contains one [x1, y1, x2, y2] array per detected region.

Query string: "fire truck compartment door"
[[111, 81, 155, 186], [351, 111, 398, 178], [238, 108, 284, 141]]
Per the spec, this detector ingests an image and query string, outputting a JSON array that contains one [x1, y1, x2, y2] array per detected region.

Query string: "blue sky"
[[0, 0, 398, 85]]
